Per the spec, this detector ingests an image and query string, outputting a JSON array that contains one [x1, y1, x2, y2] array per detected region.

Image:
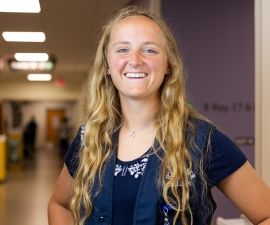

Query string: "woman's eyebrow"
[[113, 41, 130, 47], [113, 41, 161, 47], [142, 41, 160, 47]]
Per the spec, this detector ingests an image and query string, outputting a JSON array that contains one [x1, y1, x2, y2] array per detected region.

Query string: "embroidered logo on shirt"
[[114, 157, 148, 178], [165, 169, 195, 186]]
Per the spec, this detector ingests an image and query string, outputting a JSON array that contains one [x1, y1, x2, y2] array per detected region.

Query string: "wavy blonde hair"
[[70, 6, 212, 225]]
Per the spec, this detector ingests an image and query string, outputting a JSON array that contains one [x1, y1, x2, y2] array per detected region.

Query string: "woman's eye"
[[118, 49, 128, 53], [144, 49, 155, 54]]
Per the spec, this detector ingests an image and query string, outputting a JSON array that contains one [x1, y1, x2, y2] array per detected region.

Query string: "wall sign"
[[8, 59, 55, 71]]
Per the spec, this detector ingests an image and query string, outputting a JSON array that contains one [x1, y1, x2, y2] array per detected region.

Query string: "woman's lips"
[[124, 72, 148, 79]]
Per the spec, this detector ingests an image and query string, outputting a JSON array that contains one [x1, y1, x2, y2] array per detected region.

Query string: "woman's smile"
[[124, 72, 148, 79]]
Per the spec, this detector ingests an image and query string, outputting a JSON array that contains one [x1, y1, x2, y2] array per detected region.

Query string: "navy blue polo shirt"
[[65, 126, 247, 225]]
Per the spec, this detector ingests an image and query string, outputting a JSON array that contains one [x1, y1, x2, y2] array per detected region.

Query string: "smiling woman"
[[48, 6, 270, 225]]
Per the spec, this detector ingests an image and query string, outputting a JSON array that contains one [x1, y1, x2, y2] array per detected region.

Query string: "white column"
[[149, 0, 160, 15], [255, 0, 270, 185]]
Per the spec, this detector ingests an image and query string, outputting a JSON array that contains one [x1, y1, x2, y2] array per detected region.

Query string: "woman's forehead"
[[113, 15, 159, 31], [109, 15, 166, 45]]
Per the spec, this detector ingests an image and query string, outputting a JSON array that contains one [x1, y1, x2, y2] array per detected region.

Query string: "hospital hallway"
[[0, 147, 64, 225]]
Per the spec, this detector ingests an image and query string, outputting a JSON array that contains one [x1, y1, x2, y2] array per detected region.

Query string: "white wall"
[[255, 0, 270, 186], [130, 0, 160, 14], [1, 77, 86, 119], [149, 0, 160, 15], [0, 81, 82, 101]]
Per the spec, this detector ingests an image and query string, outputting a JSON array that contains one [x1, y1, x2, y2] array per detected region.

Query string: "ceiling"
[[0, 0, 132, 82]]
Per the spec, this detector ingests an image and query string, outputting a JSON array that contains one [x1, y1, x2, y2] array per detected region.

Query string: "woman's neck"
[[120, 97, 159, 131]]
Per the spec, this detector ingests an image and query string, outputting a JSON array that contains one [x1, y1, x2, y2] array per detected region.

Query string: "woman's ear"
[[166, 65, 172, 75]]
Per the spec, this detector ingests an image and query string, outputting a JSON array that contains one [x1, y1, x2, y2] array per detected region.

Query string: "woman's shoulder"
[[185, 117, 247, 187], [187, 117, 214, 149], [205, 127, 248, 187], [64, 125, 85, 177], [188, 116, 214, 134]]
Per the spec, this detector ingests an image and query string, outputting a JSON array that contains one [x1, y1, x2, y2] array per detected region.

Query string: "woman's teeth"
[[125, 73, 147, 78]]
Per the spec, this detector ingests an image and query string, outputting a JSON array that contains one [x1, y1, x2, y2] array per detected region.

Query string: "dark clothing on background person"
[[27, 120, 36, 148], [65, 121, 247, 225], [24, 118, 37, 157], [58, 119, 69, 156]]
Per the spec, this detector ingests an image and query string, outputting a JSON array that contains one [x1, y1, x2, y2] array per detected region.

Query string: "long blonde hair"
[[70, 6, 212, 225]]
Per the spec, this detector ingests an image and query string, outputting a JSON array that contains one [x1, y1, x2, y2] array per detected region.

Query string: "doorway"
[[46, 109, 66, 145]]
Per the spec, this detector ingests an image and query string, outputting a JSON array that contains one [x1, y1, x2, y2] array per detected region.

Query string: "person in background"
[[24, 116, 37, 157], [23, 125, 31, 158], [48, 6, 270, 225], [58, 117, 70, 157]]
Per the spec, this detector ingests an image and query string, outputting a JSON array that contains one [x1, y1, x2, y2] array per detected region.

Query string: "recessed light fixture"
[[2, 32, 45, 42], [0, 0, 41, 13], [15, 53, 49, 61], [27, 74, 52, 81]]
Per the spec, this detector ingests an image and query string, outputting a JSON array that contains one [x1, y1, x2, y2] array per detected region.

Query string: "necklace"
[[123, 123, 154, 140]]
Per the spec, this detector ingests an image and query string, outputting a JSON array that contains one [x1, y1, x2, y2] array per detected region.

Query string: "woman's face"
[[107, 15, 168, 102]]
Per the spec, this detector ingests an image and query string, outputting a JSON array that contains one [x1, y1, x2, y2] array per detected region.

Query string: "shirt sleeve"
[[205, 128, 248, 188], [64, 125, 85, 178]]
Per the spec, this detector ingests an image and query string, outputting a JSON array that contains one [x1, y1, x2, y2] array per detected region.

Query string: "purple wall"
[[161, 0, 254, 223]]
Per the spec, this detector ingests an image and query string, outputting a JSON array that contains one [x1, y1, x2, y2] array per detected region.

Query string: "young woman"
[[48, 6, 270, 225]]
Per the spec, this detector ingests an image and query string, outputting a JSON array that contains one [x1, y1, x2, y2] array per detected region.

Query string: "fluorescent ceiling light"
[[15, 53, 49, 61], [2, 32, 45, 42], [27, 74, 52, 81], [0, 0, 41, 13]]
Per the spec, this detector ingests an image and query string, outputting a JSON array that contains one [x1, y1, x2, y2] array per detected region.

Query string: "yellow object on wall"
[[0, 135, 6, 181]]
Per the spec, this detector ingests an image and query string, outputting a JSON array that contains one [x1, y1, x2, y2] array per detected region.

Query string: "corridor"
[[0, 147, 64, 225]]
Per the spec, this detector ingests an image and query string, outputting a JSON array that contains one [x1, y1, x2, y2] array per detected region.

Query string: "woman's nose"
[[129, 51, 143, 67]]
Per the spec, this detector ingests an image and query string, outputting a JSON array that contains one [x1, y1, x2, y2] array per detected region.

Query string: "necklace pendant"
[[131, 132, 136, 140]]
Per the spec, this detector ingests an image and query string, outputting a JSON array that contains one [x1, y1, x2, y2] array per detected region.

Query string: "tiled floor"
[[0, 147, 64, 225]]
